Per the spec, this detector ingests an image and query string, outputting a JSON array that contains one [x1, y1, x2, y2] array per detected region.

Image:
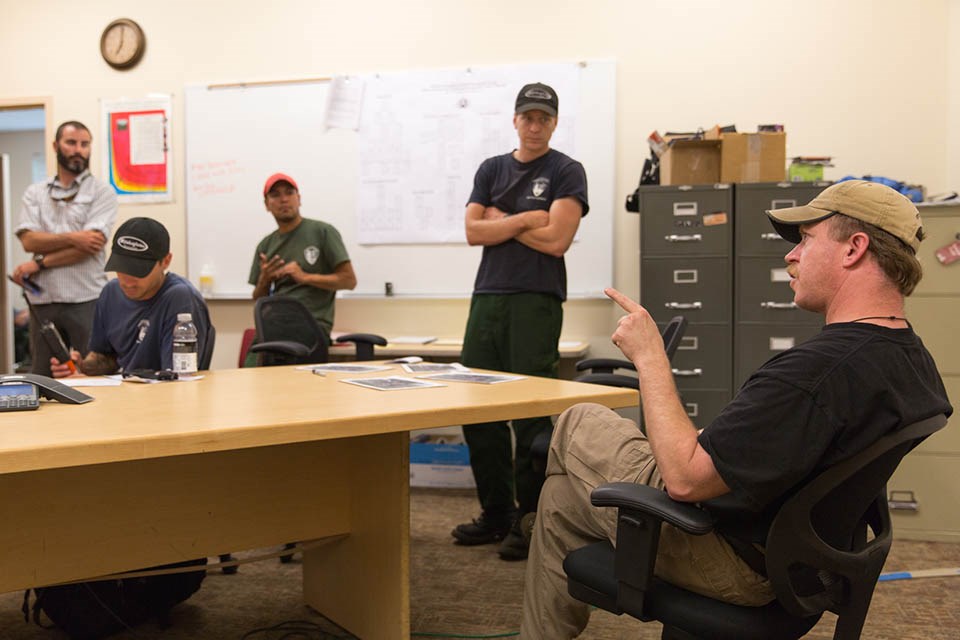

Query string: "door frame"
[[1, 97, 52, 373]]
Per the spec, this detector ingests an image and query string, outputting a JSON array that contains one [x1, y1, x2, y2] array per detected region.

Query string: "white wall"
[[949, 0, 960, 191], [0, 0, 955, 369]]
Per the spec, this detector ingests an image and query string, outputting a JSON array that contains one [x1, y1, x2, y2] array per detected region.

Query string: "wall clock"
[[100, 18, 146, 70]]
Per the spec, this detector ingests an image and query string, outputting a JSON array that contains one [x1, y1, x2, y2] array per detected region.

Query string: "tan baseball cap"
[[766, 180, 924, 252]]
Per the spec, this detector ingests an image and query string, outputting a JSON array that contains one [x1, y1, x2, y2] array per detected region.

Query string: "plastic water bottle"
[[172, 313, 198, 375], [199, 264, 214, 298]]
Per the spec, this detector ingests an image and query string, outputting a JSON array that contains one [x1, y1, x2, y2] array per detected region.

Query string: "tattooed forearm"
[[80, 352, 118, 376]]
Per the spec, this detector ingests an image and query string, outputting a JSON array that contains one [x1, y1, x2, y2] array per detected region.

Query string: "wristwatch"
[[33, 254, 46, 270]]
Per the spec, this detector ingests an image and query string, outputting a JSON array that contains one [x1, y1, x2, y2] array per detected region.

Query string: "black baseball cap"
[[105, 217, 170, 277], [515, 83, 558, 117]]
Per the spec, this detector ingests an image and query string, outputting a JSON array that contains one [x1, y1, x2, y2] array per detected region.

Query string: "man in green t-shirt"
[[248, 173, 357, 339]]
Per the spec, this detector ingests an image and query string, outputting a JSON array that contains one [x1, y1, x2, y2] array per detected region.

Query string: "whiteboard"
[[185, 60, 615, 298]]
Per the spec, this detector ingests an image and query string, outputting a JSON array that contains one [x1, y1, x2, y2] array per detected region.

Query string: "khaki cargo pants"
[[520, 403, 773, 639]]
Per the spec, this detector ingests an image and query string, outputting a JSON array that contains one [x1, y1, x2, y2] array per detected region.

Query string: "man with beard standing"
[[12, 121, 118, 377]]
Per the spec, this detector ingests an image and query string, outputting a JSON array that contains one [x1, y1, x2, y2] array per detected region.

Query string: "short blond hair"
[[829, 214, 923, 296]]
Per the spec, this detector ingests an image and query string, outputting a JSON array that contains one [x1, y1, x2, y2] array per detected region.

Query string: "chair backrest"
[[238, 328, 256, 368], [254, 296, 329, 365], [764, 413, 947, 639], [661, 315, 687, 360], [199, 324, 216, 371]]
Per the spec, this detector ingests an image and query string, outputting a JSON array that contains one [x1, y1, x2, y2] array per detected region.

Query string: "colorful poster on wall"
[[100, 95, 172, 203]]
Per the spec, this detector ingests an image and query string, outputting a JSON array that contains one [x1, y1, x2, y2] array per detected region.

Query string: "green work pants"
[[461, 292, 563, 517]]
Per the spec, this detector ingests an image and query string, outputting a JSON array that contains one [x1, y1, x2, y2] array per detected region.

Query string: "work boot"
[[219, 553, 238, 575], [451, 511, 513, 545], [497, 513, 535, 560], [279, 542, 297, 563]]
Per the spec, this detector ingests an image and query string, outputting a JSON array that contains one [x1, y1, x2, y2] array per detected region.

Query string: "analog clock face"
[[101, 19, 145, 69]]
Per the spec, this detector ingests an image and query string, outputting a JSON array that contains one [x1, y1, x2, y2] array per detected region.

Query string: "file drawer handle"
[[760, 233, 784, 241], [672, 368, 703, 377], [888, 490, 919, 511], [761, 301, 798, 310], [664, 234, 703, 243], [665, 302, 702, 310]]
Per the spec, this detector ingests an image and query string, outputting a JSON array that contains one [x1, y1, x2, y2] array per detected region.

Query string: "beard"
[[56, 148, 89, 174]]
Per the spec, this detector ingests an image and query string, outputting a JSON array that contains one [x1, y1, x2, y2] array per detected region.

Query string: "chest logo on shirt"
[[137, 319, 150, 344], [304, 246, 320, 266], [531, 177, 550, 199]]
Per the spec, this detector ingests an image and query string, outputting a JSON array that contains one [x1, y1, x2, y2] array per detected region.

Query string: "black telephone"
[[0, 373, 94, 411]]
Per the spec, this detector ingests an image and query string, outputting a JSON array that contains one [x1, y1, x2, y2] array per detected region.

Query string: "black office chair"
[[530, 317, 687, 471], [199, 324, 216, 371], [573, 315, 687, 387], [248, 296, 386, 366], [562, 413, 948, 640], [245, 295, 386, 564]]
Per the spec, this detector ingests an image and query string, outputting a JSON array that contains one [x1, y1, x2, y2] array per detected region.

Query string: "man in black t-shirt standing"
[[452, 83, 589, 560], [519, 180, 952, 639]]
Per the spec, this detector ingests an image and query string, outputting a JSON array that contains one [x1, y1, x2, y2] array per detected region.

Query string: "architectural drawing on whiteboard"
[[357, 63, 579, 245]]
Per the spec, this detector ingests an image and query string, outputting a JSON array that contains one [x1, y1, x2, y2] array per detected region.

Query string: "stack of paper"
[[388, 336, 437, 344]]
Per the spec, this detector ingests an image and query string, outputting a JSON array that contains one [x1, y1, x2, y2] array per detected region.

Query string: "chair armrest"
[[249, 340, 312, 357], [336, 333, 388, 361], [576, 358, 637, 374], [575, 373, 639, 389], [336, 333, 388, 346], [583, 483, 713, 616], [591, 483, 714, 535]]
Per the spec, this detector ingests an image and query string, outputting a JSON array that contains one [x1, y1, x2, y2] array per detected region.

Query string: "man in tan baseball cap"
[[766, 179, 924, 253], [518, 179, 952, 639]]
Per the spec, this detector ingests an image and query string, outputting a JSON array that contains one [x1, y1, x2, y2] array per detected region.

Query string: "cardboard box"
[[706, 129, 786, 183], [410, 441, 475, 489], [659, 139, 721, 186]]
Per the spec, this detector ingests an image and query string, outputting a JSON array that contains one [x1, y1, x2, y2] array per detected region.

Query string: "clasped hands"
[[258, 252, 305, 284]]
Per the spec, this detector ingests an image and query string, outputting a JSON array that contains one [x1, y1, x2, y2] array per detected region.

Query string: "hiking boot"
[[279, 542, 297, 563], [519, 511, 536, 545], [497, 515, 533, 560], [219, 553, 238, 574], [451, 512, 513, 545]]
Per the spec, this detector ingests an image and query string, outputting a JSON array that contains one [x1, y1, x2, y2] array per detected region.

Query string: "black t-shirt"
[[698, 322, 952, 528], [468, 149, 589, 301]]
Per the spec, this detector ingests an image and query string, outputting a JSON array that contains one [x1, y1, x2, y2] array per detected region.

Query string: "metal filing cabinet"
[[638, 184, 734, 427], [733, 183, 828, 387], [889, 203, 960, 542]]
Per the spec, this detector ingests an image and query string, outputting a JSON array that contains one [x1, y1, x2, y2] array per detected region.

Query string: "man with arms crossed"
[[453, 83, 589, 560], [520, 180, 952, 638], [249, 173, 357, 343], [50, 217, 210, 377], [11, 121, 117, 377]]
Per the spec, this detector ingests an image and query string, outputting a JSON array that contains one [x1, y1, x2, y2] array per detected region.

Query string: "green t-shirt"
[[248, 218, 350, 335]]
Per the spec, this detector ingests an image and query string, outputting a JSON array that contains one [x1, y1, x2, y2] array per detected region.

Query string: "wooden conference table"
[[0, 364, 636, 640]]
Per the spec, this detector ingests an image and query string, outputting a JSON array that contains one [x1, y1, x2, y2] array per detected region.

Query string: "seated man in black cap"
[[50, 217, 211, 378]]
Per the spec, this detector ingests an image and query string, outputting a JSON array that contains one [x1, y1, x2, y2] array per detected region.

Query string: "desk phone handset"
[[0, 373, 94, 412]]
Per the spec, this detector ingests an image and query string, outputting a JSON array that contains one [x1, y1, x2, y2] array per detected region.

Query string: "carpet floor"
[[2, 487, 958, 639]]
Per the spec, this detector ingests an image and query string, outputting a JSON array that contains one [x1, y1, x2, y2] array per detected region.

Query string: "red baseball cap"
[[263, 172, 298, 196]]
